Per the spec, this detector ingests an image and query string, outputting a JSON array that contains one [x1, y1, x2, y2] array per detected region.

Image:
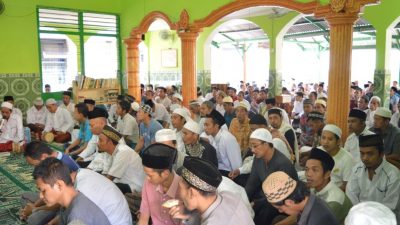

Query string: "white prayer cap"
[[1, 102, 13, 110], [45, 98, 57, 105], [315, 99, 327, 108], [155, 129, 176, 143], [235, 101, 250, 111], [172, 93, 183, 101], [172, 108, 191, 121], [374, 107, 392, 119], [131, 102, 140, 112], [323, 124, 342, 138], [250, 128, 272, 143], [272, 138, 291, 160], [345, 201, 396, 225], [34, 97, 44, 106], [183, 120, 201, 134]]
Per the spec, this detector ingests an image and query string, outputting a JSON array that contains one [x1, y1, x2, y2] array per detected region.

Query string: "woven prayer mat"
[[0, 153, 35, 225]]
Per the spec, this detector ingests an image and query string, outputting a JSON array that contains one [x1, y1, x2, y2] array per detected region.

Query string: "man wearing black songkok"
[[204, 109, 242, 177], [169, 157, 255, 225]]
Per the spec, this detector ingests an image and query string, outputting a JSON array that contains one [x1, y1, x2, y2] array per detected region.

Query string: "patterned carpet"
[[0, 153, 35, 225]]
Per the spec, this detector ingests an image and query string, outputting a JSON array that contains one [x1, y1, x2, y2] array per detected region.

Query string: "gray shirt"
[[201, 191, 254, 225], [370, 124, 400, 156], [245, 149, 298, 201], [298, 194, 339, 225], [60, 192, 111, 225]]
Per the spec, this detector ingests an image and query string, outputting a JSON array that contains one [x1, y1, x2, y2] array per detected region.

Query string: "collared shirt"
[[139, 119, 163, 151], [79, 135, 98, 162], [201, 191, 255, 225], [329, 147, 355, 188], [26, 106, 47, 125], [11, 107, 23, 118], [390, 95, 399, 113], [44, 107, 74, 133], [365, 109, 375, 129], [60, 102, 75, 117], [152, 103, 171, 123], [0, 113, 23, 143], [390, 111, 400, 127], [155, 96, 172, 109], [344, 127, 374, 163], [78, 119, 92, 143], [298, 193, 339, 225], [218, 177, 254, 218], [108, 103, 118, 123], [210, 129, 242, 172], [314, 181, 352, 223], [117, 113, 139, 143], [107, 143, 145, 192], [346, 159, 400, 222], [75, 169, 132, 225], [370, 124, 400, 156], [293, 99, 304, 115], [140, 173, 181, 225], [229, 117, 251, 154], [215, 104, 225, 116]]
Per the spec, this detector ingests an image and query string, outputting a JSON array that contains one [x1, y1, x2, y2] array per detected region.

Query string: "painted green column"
[[268, 34, 283, 97], [373, 28, 392, 107]]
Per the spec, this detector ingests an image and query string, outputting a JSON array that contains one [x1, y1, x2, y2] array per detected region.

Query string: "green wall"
[[147, 30, 181, 72], [0, 0, 122, 74]]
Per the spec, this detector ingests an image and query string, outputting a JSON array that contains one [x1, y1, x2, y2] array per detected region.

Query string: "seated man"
[[263, 171, 339, 225], [345, 202, 397, 225], [60, 91, 75, 118], [170, 108, 191, 154], [116, 100, 139, 148], [21, 141, 79, 225], [32, 158, 111, 225], [65, 103, 93, 159], [26, 97, 48, 139], [169, 157, 255, 225], [0, 102, 24, 152], [3, 95, 22, 117], [43, 98, 74, 143], [98, 125, 145, 194], [138, 143, 181, 225], [134, 104, 163, 154], [84, 99, 96, 112], [229, 102, 252, 157], [346, 134, 400, 223], [305, 148, 352, 223]]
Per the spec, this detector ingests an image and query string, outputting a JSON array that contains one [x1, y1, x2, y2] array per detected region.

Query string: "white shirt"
[[12, 108, 23, 118], [79, 135, 99, 162], [344, 127, 374, 163], [76, 169, 132, 225], [155, 96, 171, 110], [218, 177, 254, 218], [365, 109, 375, 129], [44, 107, 74, 133], [293, 99, 304, 115], [390, 112, 400, 127], [152, 103, 170, 123], [116, 113, 139, 143], [314, 181, 347, 206], [87, 151, 112, 173], [210, 129, 242, 171], [216, 104, 225, 116], [60, 102, 75, 117], [331, 147, 355, 188], [239, 156, 253, 174], [107, 143, 145, 192], [346, 159, 400, 221], [175, 129, 185, 155], [108, 104, 118, 123], [26, 106, 47, 125], [0, 114, 23, 143]]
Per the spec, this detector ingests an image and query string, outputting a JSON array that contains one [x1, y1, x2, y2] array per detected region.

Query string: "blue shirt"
[[224, 112, 236, 128], [139, 119, 163, 151], [57, 151, 80, 172], [78, 119, 93, 143]]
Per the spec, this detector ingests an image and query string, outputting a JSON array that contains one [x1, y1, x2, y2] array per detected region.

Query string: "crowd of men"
[[0, 80, 399, 225]]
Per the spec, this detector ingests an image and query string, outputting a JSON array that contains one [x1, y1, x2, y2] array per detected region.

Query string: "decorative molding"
[[130, 11, 177, 36], [331, 0, 347, 12]]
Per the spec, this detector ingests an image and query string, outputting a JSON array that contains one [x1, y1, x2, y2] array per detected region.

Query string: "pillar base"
[[374, 69, 391, 108]]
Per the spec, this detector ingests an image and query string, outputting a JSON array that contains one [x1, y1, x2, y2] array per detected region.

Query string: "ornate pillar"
[[124, 35, 142, 102], [268, 30, 283, 97], [179, 30, 199, 107], [325, 13, 359, 139]]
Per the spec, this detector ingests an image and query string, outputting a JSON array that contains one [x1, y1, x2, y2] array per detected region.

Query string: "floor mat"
[[0, 153, 35, 225]]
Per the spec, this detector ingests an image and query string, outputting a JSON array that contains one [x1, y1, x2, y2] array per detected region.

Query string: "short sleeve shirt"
[[139, 119, 163, 151], [78, 119, 93, 143]]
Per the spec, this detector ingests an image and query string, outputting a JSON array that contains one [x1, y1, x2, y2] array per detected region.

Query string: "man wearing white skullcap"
[[320, 124, 355, 190], [3, 95, 23, 118], [43, 98, 75, 143], [0, 101, 24, 152], [171, 108, 192, 156], [182, 120, 218, 167], [345, 202, 397, 225], [246, 128, 298, 225], [370, 107, 400, 167], [27, 97, 48, 139]]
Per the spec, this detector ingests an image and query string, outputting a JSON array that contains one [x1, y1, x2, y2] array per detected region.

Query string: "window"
[[38, 8, 121, 92]]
